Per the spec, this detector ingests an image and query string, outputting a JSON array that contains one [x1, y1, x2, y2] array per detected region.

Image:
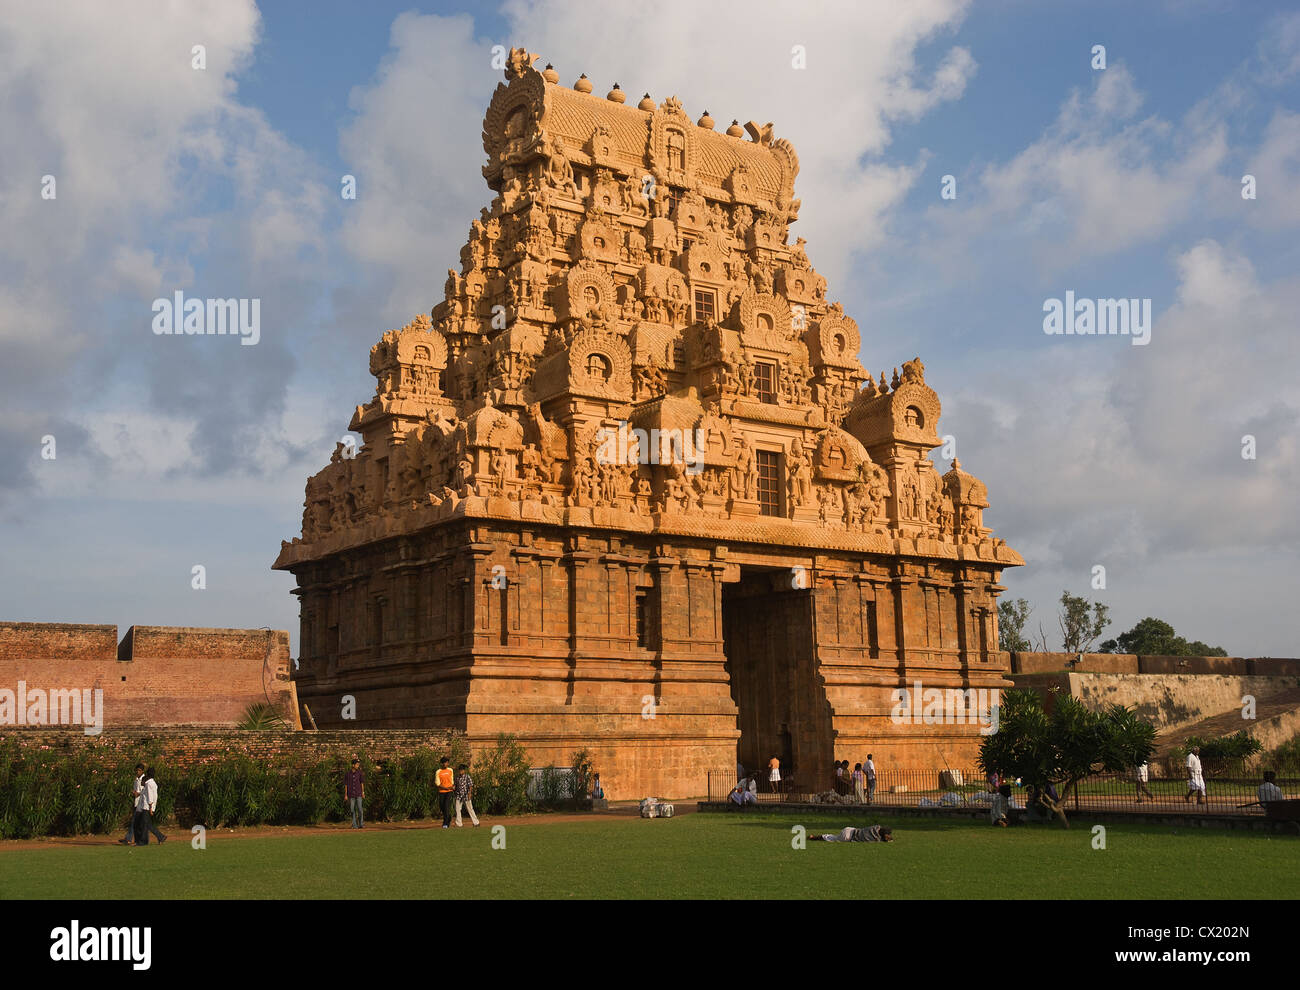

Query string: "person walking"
[[454, 763, 480, 827], [436, 757, 455, 828], [141, 767, 167, 844], [118, 763, 145, 845], [1134, 762, 1155, 803], [344, 758, 365, 829], [852, 762, 866, 803], [865, 753, 877, 804], [767, 755, 781, 794], [131, 766, 153, 845], [1184, 746, 1206, 805]]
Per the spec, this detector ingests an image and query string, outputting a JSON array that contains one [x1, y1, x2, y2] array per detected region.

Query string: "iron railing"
[[708, 767, 1300, 817]]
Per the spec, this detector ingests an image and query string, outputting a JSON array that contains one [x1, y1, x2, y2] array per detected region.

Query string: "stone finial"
[[505, 48, 538, 81], [638, 93, 656, 111], [574, 73, 593, 94], [697, 110, 715, 129], [607, 83, 625, 103], [726, 119, 744, 138], [541, 63, 559, 84]]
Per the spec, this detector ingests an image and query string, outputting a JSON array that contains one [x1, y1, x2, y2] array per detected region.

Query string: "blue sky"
[[2, 0, 1298, 657]]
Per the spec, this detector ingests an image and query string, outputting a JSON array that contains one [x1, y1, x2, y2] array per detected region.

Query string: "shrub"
[[1176, 731, 1264, 772], [473, 734, 534, 815]]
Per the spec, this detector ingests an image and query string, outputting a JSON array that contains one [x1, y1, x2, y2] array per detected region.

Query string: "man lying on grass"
[[810, 825, 894, 842]]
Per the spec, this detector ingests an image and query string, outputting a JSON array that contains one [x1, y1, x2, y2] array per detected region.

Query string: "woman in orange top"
[[768, 755, 781, 794], [436, 757, 456, 828]]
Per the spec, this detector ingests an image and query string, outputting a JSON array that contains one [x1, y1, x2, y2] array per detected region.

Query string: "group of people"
[[832, 756, 877, 803], [344, 756, 481, 830], [118, 763, 166, 846]]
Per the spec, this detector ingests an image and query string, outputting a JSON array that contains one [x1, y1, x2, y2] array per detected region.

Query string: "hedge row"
[[0, 734, 585, 839]]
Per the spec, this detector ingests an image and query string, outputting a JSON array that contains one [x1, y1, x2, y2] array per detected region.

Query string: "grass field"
[[1, 812, 1294, 899]]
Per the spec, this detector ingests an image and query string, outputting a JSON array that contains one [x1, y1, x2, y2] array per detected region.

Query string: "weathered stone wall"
[[1010, 652, 1300, 676], [1009, 671, 1300, 733], [0, 622, 293, 728], [289, 520, 1009, 797]]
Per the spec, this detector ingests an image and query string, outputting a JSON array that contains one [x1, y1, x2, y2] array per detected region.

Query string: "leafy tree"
[[978, 690, 1154, 828], [998, 598, 1032, 652], [1058, 591, 1109, 654], [1098, 616, 1228, 656]]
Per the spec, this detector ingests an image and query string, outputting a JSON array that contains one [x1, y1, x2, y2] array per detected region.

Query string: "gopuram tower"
[[274, 49, 1024, 797]]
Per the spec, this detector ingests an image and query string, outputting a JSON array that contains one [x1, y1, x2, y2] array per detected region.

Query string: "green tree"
[[998, 598, 1032, 652], [1058, 591, 1109, 654], [978, 690, 1154, 828], [1097, 616, 1227, 656]]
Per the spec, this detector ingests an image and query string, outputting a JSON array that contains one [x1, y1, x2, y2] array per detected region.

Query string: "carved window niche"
[[754, 360, 777, 404], [756, 449, 781, 517], [693, 288, 716, 323], [904, 405, 923, 429], [586, 353, 613, 381], [667, 130, 686, 172]]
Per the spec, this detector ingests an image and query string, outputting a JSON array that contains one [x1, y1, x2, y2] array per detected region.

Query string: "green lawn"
[[1, 812, 1294, 899]]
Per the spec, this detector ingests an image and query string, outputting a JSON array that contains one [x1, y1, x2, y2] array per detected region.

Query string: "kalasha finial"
[[607, 83, 625, 103], [574, 73, 593, 93], [638, 93, 655, 111], [697, 110, 715, 129], [541, 63, 559, 84], [726, 119, 744, 138]]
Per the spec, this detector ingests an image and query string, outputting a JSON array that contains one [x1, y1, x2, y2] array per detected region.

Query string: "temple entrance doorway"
[[722, 566, 834, 791]]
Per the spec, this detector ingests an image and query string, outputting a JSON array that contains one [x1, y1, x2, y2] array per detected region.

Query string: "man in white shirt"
[[141, 768, 167, 844], [118, 763, 145, 845], [1184, 747, 1205, 805], [131, 769, 152, 845], [1257, 771, 1284, 807], [865, 754, 877, 804]]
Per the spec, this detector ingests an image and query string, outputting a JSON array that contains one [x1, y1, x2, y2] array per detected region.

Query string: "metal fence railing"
[[708, 767, 1300, 817]]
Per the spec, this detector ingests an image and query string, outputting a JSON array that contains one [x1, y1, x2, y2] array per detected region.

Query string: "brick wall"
[[0, 727, 460, 771], [0, 621, 293, 729], [1009, 652, 1300, 676]]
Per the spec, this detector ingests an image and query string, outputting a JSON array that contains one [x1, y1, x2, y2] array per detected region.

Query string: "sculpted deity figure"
[[545, 135, 579, 198], [739, 354, 755, 397], [455, 452, 474, 493], [787, 439, 811, 508], [939, 494, 955, 538]]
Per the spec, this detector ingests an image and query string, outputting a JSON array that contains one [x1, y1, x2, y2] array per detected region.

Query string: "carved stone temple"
[[273, 50, 1023, 797]]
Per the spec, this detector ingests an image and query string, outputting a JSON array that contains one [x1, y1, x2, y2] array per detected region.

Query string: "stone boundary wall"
[[1009, 652, 1300, 677], [0, 727, 462, 771], [1008, 671, 1300, 735], [0, 622, 293, 728]]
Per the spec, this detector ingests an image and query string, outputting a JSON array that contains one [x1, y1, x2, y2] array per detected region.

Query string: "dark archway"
[[722, 567, 834, 790]]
